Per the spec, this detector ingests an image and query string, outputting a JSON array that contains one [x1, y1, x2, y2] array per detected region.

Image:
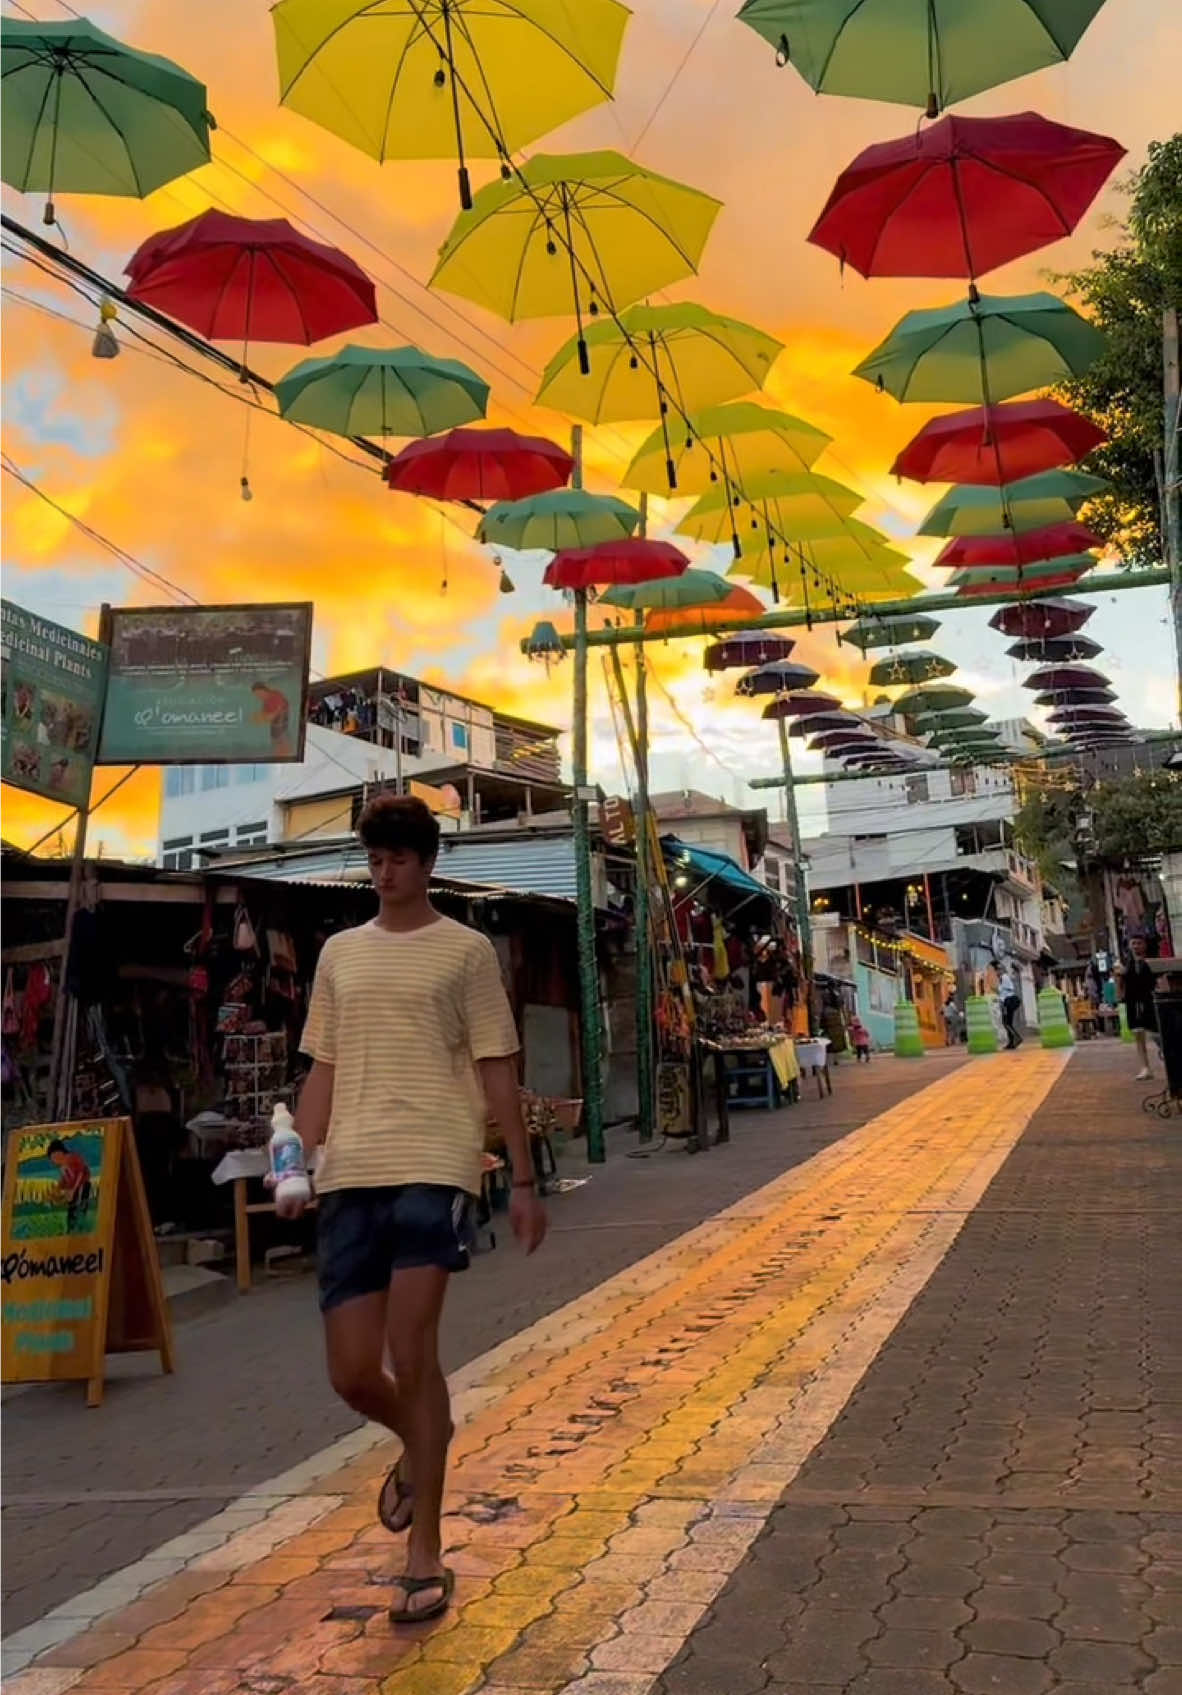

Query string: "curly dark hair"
[[357, 792, 440, 862]]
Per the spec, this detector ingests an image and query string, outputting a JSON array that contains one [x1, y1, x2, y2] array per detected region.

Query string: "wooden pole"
[[1164, 306, 1181, 718], [923, 871, 937, 941], [568, 427, 605, 1163]]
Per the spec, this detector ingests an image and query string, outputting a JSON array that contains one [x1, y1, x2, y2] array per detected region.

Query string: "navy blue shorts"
[[316, 1184, 472, 1313]]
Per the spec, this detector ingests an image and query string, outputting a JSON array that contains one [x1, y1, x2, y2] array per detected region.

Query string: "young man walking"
[[1123, 932, 1158, 1081], [998, 963, 1023, 1049], [286, 794, 547, 1624]]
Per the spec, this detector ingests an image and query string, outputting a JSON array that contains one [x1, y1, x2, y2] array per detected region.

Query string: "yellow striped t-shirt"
[[299, 916, 519, 1196]]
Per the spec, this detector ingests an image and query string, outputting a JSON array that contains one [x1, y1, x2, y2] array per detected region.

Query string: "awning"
[[661, 836, 780, 906]]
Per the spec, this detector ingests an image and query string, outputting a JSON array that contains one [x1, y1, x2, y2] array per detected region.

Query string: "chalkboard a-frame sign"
[[2, 1118, 174, 1407]]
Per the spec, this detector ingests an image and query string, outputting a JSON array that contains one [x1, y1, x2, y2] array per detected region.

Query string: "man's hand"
[[274, 1189, 310, 1222], [509, 1185, 547, 1254]]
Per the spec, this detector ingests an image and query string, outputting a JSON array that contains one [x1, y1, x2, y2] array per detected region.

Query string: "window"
[[200, 765, 231, 791], [949, 768, 977, 797], [199, 829, 231, 849], [904, 774, 930, 804], [235, 763, 268, 785], [450, 721, 469, 751], [236, 820, 268, 846], [164, 767, 195, 798], [162, 834, 194, 872]]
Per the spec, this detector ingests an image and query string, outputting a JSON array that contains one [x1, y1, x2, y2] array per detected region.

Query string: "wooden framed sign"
[[1, 1118, 174, 1407]]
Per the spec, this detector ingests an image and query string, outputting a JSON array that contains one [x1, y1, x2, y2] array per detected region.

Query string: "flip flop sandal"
[[377, 1422, 456, 1536], [388, 1567, 454, 1625]]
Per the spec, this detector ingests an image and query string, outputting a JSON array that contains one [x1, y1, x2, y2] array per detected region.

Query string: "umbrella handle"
[[458, 164, 472, 212]]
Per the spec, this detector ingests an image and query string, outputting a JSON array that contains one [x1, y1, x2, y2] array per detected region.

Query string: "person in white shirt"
[[998, 965, 1022, 1050]]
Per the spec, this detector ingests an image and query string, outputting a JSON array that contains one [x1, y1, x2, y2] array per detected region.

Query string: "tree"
[[1015, 769, 1182, 870], [1054, 134, 1182, 565]]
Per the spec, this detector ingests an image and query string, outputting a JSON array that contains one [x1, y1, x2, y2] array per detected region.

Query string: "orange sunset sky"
[[3, 0, 1180, 858]]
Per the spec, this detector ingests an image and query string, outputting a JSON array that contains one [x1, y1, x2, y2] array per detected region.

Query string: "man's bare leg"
[[387, 1265, 451, 1615], [324, 1291, 406, 1435]]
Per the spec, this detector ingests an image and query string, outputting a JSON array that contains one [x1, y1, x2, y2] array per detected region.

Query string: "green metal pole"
[[633, 619, 654, 1141], [523, 571, 1169, 653], [776, 716, 812, 975], [568, 426, 605, 1163]]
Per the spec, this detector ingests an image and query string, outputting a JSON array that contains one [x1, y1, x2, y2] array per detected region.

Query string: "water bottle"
[[269, 1102, 310, 1217]]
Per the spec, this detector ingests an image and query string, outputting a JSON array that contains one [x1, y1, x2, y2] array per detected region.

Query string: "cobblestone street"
[[5, 1042, 1180, 1695]]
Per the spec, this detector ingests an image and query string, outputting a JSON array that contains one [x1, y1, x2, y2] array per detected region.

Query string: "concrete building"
[[157, 665, 563, 868], [803, 712, 1050, 1023]]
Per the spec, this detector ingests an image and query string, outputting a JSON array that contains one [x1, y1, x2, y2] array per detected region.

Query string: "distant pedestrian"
[[998, 965, 1023, 1050], [849, 1015, 871, 1062], [943, 995, 961, 1046], [1123, 933, 1158, 1081]]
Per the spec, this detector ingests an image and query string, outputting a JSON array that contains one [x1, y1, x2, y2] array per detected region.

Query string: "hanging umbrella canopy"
[[647, 586, 766, 634], [544, 537, 688, 592], [125, 212, 378, 348], [915, 707, 989, 733], [479, 489, 638, 551], [990, 597, 1094, 638], [625, 406, 832, 498], [1025, 663, 1110, 692], [918, 470, 1108, 537], [808, 731, 881, 753], [273, 0, 630, 209], [894, 683, 975, 715], [785, 712, 860, 737], [1048, 701, 1126, 721], [274, 344, 488, 438], [535, 302, 782, 425], [842, 613, 941, 650], [599, 569, 734, 613], [1006, 634, 1103, 663], [808, 113, 1125, 281], [891, 400, 1105, 486], [852, 292, 1107, 405], [735, 554, 924, 606], [676, 471, 863, 556], [868, 650, 957, 687], [736, 659, 823, 697], [385, 427, 571, 501], [1, 18, 213, 221], [429, 150, 721, 332], [735, 0, 1106, 113], [953, 567, 1092, 597], [934, 520, 1103, 567], [933, 723, 1001, 743], [704, 631, 799, 671], [1034, 686, 1115, 706], [758, 689, 842, 716]]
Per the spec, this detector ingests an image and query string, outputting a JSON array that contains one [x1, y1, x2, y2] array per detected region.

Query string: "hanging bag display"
[[233, 905, 260, 956]]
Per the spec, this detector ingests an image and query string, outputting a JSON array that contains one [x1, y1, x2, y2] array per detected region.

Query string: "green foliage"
[[1015, 769, 1182, 869], [1053, 134, 1182, 564]]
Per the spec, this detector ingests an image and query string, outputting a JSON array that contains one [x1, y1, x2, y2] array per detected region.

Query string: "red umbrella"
[[543, 538, 687, 592], [989, 598, 1094, 639], [760, 690, 842, 719], [125, 212, 377, 349], [808, 732, 880, 753], [1049, 707, 1127, 725], [891, 400, 1106, 486], [704, 631, 797, 672], [808, 113, 1124, 280], [1025, 664, 1109, 692], [387, 428, 572, 502], [1006, 634, 1103, 663], [1034, 686, 1115, 706], [935, 522, 1103, 569]]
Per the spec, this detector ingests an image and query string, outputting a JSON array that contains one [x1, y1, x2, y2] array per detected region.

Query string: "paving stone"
[[951, 1652, 1053, 1693], [1055, 1603, 1149, 1643], [968, 1584, 1061, 1620], [1049, 1640, 1155, 1682], [864, 1629, 964, 1669], [960, 1617, 1060, 1658], [845, 1672, 956, 1695], [879, 1597, 973, 1633]]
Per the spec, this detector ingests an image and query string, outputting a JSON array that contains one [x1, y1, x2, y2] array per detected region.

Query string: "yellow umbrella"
[[535, 303, 783, 451], [732, 548, 922, 605], [273, 0, 631, 209], [430, 152, 722, 373], [624, 400, 831, 498], [677, 470, 865, 557]]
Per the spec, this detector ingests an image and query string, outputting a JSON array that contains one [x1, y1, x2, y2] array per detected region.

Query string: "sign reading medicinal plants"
[[1, 599, 108, 807]]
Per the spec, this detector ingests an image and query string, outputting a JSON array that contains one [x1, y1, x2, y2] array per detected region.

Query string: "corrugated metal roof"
[[435, 834, 577, 899]]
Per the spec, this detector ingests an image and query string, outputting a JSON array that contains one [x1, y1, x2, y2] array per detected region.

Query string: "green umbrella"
[[479, 489, 639, 552], [934, 726, 1002, 746], [893, 683, 975, 716], [918, 471, 1108, 537], [599, 570, 734, 612], [736, 0, 1106, 114], [842, 613, 941, 651], [853, 293, 1106, 405], [913, 707, 988, 733], [274, 345, 488, 438], [947, 556, 1098, 589], [1, 18, 212, 223], [868, 650, 956, 687]]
